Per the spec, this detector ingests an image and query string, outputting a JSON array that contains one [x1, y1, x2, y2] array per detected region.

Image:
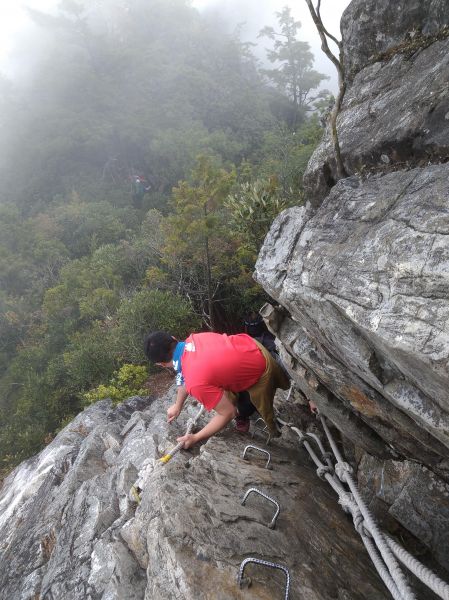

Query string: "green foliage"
[[52, 195, 135, 258], [63, 322, 116, 390], [83, 363, 148, 406], [0, 0, 324, 470], [259, 7, 329, 127], [159, 156, 238, 330], [255, 116, 324, 200], [225, 177, 291, 254], [111, 289, 199, 363]]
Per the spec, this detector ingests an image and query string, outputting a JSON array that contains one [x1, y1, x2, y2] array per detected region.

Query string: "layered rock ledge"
[[304, 0, 449, 206]]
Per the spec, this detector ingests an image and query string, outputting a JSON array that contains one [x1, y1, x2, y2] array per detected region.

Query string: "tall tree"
[[154, 156, 236, 331], [259, 6, 329, 127]]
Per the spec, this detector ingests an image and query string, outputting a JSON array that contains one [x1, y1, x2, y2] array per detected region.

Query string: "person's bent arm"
[[177, 391, 236, 448], [167, 384, 188, 423]]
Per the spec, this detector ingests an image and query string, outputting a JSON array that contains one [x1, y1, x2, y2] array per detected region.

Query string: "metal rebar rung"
[[242, 445, 272, 469], [251, 417, 267, 434], [241, 487, 280, 529], [238, 557, 290, 600], [251, 417, 270, 444]]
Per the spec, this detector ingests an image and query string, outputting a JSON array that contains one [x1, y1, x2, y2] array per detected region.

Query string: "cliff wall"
[[255, 0, 449, 573]]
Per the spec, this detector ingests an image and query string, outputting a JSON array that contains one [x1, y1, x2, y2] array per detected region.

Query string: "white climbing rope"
[[361, 533, 404, 600], [385, 534, 449, 600], [319, 415, 417, 600], [342, 467, 416, 600], [279, 421, 345, 497], [279, 413, 449, 600], [318, 415, 417, 599]]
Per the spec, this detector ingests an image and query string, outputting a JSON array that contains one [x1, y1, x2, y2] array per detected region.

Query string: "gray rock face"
[[255, 3, 449, 571], [259, 168, 449, 437], [341, 0, 449, 77], [304, 0, 449, 207], [0, 394, 395, 600], [358, 454, 449, 570], [255, 165, 449, 569]]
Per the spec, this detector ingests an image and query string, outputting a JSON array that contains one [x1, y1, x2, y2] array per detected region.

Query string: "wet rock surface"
[[0, 394, 395, 600]]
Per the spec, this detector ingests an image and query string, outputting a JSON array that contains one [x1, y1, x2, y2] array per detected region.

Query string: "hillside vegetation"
[[0, 0, 326, 471]]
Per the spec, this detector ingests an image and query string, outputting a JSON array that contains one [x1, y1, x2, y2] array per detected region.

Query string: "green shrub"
[[63, 323, 116, 390], [83, 363, 148, 406], [111, 289, 199, 364]]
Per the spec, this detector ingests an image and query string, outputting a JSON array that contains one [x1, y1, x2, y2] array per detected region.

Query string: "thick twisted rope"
[[361, 533, 404, 600], [385, 534, 449, 600], [319, 416, 416, 600], [282, 413, 448, 599], [345, 472, 416, 600], [337, 487, 449, 600]]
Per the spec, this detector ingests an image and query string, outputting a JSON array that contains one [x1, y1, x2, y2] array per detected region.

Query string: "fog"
[[0, 0, 350, 90], [192, 0, 351, 90], [0, 0, 59, 79]]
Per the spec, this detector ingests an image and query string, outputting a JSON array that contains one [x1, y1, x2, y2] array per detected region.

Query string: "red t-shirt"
[[182, 332, 266, 410]]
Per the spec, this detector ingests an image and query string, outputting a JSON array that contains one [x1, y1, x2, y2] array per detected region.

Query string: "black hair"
[[143, 331, 177, 363], [244, 311, 266, 338]]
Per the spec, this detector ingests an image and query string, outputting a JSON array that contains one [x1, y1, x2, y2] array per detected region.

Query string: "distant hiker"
[[131, 175, 150, 209], [144, 331, 290, 447]]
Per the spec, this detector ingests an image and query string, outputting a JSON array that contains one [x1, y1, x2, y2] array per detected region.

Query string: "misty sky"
[[0, 0, 351, 90], [0, 0, 56, 66], [193, 0, 351, 89]]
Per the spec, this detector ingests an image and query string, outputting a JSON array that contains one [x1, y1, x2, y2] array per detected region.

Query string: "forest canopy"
[[0, 0, 328, 472]]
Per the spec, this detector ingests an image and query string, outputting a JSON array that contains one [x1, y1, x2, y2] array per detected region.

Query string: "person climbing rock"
[[243, 309, 291, 388], [144, 330, 290, 447]]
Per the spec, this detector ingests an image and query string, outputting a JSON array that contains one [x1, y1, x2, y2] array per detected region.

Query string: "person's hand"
[[177, 433, 197, 449], [167, 404, 181, 423], [309, 400, 318, 414]]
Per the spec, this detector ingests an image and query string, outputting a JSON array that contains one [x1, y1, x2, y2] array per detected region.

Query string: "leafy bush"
[[225, 177, 291, 253], [63, 323, 116, 391], [111, 289, 200, 364], [83, 363, 148, 406]]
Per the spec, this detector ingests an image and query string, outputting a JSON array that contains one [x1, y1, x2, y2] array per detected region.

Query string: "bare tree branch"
[[304, 0, 347, 180], [315, 0, 341, 47]]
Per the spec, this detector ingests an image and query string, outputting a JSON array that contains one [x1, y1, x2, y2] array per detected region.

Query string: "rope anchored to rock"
[[277, 414, 449, 600]]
